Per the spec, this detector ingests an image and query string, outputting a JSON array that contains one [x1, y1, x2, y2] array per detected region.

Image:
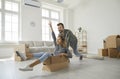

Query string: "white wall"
[[63, 8, 74, 29], [73, 0, 120, 54], [21, 1, 42, 41], [21, 1, 67, 41], [0, 48, 14, 59]]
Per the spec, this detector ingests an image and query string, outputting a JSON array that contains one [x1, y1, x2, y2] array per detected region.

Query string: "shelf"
[[75, 30, 87, 53]]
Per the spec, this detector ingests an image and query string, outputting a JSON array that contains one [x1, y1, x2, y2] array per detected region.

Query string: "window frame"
[[0, 0, 20, 43], [41, 3, 63, 41]]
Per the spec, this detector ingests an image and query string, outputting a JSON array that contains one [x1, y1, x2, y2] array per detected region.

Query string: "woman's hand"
[[48, 21, 52, 27], [59, 53, 67, 57], [48, 21, 53, 31]]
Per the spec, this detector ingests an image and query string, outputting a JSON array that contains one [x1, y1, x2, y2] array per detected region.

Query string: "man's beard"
[[59, 30, 63, 33]]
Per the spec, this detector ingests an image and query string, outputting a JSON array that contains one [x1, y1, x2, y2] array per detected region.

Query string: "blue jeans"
[[69, 40, 82, 57], [33, 52, 52, 62], [72, 44, 82, 57]]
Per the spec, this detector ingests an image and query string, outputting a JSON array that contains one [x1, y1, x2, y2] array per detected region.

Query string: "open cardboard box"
[[14, 44, 29, 61], [42, 55, 70, 72], [105, 35, 120, 48]]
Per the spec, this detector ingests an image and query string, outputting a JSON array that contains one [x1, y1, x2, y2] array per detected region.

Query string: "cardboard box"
[[108, 48, 119, 58], [15, 53, 22, 61], [42, 62, 69, 72], [42, 56, 69, 72], [105, 35, 120, 48], [117, 53, 120, 58], [14, 44, 28, 61], [98, 49, 108, 56], [43, 55, 69, 65], [103, 40, 107, 49]]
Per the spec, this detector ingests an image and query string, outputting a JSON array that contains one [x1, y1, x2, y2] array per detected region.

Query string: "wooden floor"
[[0, 56, 120, 79]]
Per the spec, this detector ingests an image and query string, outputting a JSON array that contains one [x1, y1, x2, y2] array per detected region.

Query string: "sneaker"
[[16, 51, 26, 61], [79, 55, 83, 60], [19, 66, 33, 71]]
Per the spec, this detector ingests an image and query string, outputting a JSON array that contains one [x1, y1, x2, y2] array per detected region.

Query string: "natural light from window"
[[51, 11, 59, 19], [0, 13, 1, 40], [0, 0, 1, 9], [5, 1, 18, 12], [0, 0, 20, 42], [5, 13, 18, 41], [42, 7, 60, 41]]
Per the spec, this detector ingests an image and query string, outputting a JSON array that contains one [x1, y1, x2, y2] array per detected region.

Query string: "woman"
[[18, 22, 72, 71]]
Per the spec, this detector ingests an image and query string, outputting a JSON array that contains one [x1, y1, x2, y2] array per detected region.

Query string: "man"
[[49, 22, 83, 60]]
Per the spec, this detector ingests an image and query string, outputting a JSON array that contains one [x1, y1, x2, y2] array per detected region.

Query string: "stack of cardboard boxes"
[[98, 35, 120, 58]]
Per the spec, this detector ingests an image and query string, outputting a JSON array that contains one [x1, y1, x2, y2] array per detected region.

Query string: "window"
[[42, 4, 62, 41], [5, 1, 18, 12], [5, 13, 18, 41], [0, 0, 20, 42], [0, 0, 1, 9], [0, 12, 1, 40]]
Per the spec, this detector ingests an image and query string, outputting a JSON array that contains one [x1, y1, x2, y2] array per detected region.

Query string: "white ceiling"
[[40, 0, 81, 8], [62, 0, 81, 8]]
